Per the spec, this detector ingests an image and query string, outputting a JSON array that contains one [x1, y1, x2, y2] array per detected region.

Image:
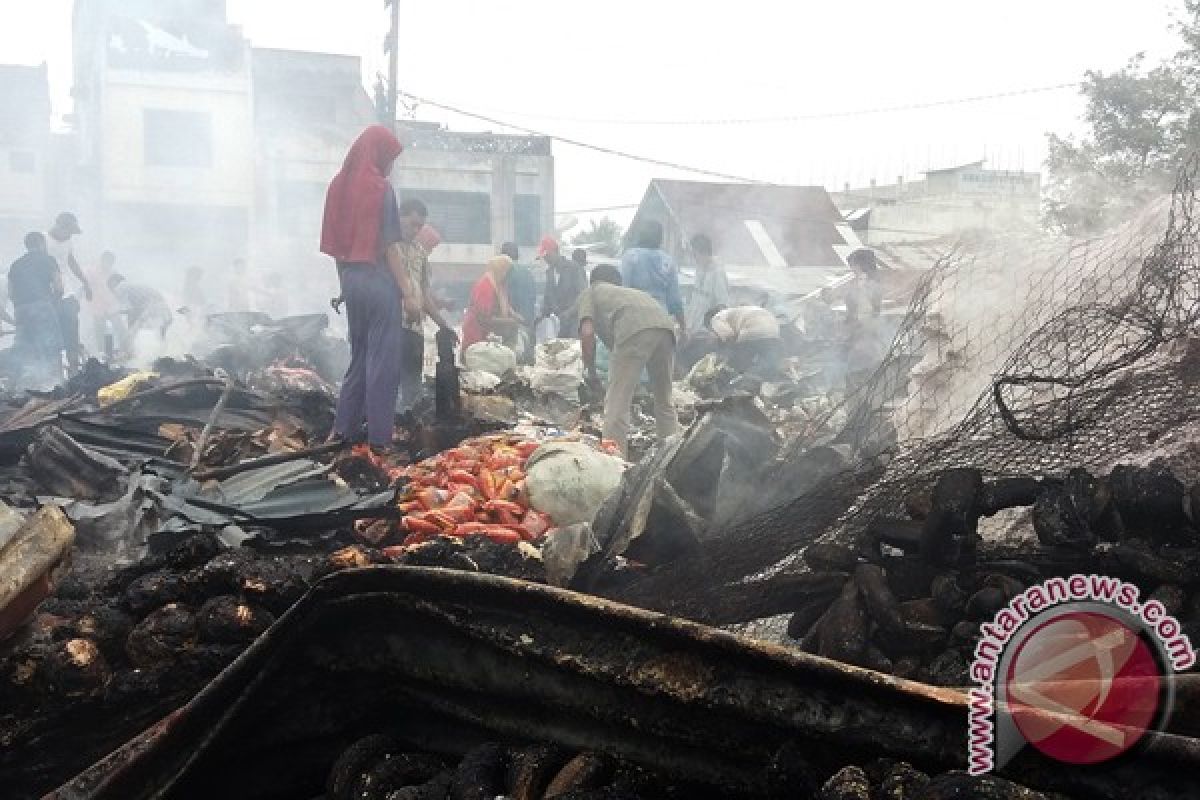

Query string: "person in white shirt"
[[109, 274, 173, 352], [684, 233, 729, 333], [706, 303, 782, 375], [87, 251, 126, 358], [44, 212, 92, 372]]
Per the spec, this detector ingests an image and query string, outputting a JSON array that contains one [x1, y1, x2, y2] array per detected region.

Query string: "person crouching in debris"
[[8, 232, 65, 387], [320, 125, 423, 453], [108, 274, 173, 348], [706, 304, 782, 377], [461, 254, 521, 354], [578, 264, 681, 458]]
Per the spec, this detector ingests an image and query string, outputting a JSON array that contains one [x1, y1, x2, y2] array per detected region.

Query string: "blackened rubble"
[[761, 462, 1200, 687], [0, 348, 514, 796]]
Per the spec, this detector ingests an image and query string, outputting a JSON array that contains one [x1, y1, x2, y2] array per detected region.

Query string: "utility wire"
[[556, 204, 641, 215], [410, 82, 1082, 127], [397, 90, 772, 184]]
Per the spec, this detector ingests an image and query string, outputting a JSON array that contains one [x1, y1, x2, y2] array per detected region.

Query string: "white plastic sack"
[[541, 522, 599, 587], [460, 370, 502, 392], [535, 339, 582, 371], [711, 307, 780, 343], [530, 369, 582, 394], [525, 441, 626, 527], [535, 314, 560, 344], [463, 340, 517, 377], [531, 339, 583, 394]]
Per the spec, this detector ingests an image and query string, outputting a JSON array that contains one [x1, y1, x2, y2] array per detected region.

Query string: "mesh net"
[[832, 162, 1200, 537], [616, 162, 1200, 624]]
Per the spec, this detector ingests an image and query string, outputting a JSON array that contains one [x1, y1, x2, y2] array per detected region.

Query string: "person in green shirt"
[[578, 264, 681, 458]]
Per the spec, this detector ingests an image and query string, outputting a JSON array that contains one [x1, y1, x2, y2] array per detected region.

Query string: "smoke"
[[881, 194, 1174, 447], [25, 0, 350, 379]]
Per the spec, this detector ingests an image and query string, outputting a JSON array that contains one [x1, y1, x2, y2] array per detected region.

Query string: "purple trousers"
[[332, 263, 404, 447]]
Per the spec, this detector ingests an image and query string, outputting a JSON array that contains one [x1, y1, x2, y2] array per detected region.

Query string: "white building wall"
[[100, 70, 253, 208], [397, 148, 554, 271], [0, 147, 47, 220]]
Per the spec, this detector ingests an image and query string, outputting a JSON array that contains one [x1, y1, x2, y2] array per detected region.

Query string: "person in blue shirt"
[[620, 220, 687, 343]]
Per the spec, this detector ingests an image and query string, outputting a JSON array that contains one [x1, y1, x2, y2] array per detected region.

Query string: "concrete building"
[[68, 0, 555, 308], [393, 121, 555, 283], [831, 161, 1041, 246], [72, 0, 254, 273], [0, 64, 53, 259], [251, 48, 376, 277]]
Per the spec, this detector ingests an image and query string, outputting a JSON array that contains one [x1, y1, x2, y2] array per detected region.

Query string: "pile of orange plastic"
[[393, 433, 554, 547]]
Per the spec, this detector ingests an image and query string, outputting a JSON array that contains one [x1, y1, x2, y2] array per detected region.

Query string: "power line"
[[556, 204, 641, 215], [396, 90, 772, 185], [411, 82, 1082, 127]]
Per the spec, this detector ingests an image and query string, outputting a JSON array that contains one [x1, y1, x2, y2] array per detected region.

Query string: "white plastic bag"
[[463, 340, 517, 377], [535, 339, 582, 371], [530, 339, 584, 394], [460, 370, 502, 392], [535, 314, 560, 344], [525, 441, 626, 527], [541, 522, 599, 587], [530, 369, 582, 394]]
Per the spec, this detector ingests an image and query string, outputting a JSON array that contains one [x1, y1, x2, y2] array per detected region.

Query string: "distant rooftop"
[[922, 160, 987, 175], [396, 120, 551, 156], [634, 179, 852, 267], [105, 13, 245, 72]]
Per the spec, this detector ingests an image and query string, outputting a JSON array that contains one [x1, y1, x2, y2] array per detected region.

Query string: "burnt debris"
[[770, 461, 1200, 690]]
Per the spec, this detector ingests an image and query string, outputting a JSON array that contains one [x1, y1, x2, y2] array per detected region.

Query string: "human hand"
[[403, 293, 422, 322]]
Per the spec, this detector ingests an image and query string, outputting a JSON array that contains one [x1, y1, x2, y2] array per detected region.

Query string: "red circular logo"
[[1004, 611, 1161, 765]]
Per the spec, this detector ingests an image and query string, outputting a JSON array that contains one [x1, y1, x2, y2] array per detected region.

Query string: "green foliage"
[[569, 217, 624, 256], [1045, 5, 1200, 234]]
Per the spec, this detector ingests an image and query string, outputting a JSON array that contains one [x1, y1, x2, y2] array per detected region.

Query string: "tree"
[[569, 217, 624, 256], [1045, 5, 1200, 235]]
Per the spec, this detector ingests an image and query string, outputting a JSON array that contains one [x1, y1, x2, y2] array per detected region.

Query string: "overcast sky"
[[0, 0, 1185, 227]]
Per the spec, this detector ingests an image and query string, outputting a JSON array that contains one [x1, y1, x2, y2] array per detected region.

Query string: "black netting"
[[833, 162, 1200, 539], [614, 162, 1200, 624]]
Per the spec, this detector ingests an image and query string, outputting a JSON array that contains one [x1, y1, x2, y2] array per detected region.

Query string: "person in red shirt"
[[461, 254, 520, 353]]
